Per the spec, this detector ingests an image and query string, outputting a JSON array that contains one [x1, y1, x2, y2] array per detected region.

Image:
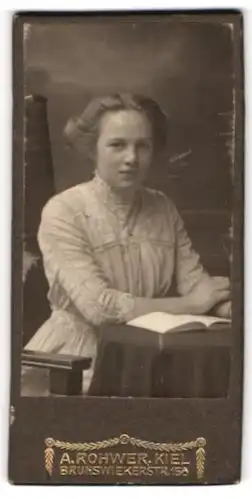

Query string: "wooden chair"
[[22, 350, 92, 395]]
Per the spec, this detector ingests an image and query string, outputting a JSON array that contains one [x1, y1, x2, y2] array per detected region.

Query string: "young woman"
[[24, 93, 231, 393]]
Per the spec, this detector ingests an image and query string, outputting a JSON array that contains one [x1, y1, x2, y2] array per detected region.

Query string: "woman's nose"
[[124, 145, 137, 164]]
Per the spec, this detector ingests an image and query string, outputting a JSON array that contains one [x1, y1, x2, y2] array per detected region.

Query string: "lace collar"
[[92, 171, 140, 205], [92, 172, 142, 225]]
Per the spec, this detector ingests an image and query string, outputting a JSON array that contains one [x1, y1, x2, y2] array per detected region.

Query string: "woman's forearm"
[[127, 296, 193, 321], [126, 277, 231, 322]]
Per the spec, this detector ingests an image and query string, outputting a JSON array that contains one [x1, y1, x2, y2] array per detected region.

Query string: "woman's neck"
[[93, 171, 139, 206]]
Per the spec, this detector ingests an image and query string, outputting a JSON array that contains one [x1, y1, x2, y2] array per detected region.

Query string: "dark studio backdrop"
[[23, 17, 234, 344]]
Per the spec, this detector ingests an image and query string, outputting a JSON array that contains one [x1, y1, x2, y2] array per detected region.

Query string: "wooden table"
[[89, 324, 232, 398]]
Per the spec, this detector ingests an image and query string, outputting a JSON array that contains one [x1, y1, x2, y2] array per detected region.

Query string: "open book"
[[127, 311, 230, 334]]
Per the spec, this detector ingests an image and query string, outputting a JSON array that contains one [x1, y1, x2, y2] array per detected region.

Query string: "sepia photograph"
[[19, 15, 235, 399], [8, 11, 244, 485]]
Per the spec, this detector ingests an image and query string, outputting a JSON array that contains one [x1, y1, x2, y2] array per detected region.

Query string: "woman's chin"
[[115, 174, 142, 190], [118, 179, 137, 189]]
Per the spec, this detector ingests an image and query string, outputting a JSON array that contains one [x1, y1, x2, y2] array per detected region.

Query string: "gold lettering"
[[137, 453, 149, 466], [171, 453, 181, 465], [160, 466, 170, 476], [60, 453, 71, 465], [152, 466, 162, 473], [147, 466, 154, 476], [68, 465, 77, 475], [100, 466, 114, 475], [126, 453, 137, 465], [170, 465, 189, 476], [116, 466, 124, 476], [139, 466, 146, 475], [76, 452, 87, 465], [86, 466, 93, 475], [109, 453, 126, 465], [98, 454, 109, 465], [181, 452, 190, 465], [154, 453, 166, 465], [182, 466, 189, 476], [123, 466, 132, 476], [76, 466, 86, 475], [60, 465, 68, 475], [88, 453, 98, 465], [56, 447, 194, 479], [91, 466, 100, 476], [131, 466, 139, 476]]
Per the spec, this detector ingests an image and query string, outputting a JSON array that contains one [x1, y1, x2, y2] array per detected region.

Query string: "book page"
[[127, 311, 230, 334], [195, 314, 230, 328]]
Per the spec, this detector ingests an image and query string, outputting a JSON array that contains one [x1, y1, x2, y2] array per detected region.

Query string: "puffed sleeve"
[[37, 196, 135, 326], [170, 201, 210, 295]]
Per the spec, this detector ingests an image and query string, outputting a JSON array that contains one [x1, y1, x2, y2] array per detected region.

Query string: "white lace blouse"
[[25, 174, 209, 391]]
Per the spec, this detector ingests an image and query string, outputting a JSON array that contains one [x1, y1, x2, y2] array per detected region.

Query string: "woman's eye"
[[138, 142, 152, 150], [109, 142, 125, 150]]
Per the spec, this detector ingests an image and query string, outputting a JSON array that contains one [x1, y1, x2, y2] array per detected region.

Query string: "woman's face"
[[96, 110, 153, 190]]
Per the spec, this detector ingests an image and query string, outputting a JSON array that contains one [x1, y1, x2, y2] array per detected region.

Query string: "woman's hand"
[[129, 277, 231, 320], [185, 276, 230, 315], [213, 300, 232, 319]]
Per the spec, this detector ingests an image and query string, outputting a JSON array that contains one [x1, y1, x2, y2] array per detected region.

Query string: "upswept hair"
[[63, 93, 168, 159]]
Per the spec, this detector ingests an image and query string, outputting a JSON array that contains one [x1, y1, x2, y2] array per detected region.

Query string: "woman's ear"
[[70, 133, 96, 162], [86, 138, 97, 164]]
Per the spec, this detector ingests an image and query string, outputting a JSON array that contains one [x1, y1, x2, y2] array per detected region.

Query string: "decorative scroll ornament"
[[44, 434, 206, 479]]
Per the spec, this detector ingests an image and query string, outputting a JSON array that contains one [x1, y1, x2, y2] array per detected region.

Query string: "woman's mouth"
[[119, 169, 137, 177]]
